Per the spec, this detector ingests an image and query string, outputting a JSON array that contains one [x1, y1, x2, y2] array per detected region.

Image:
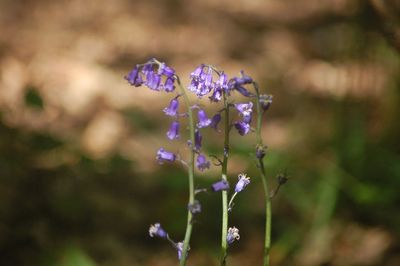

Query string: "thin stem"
[[253, 82, 271, 266], [220, 94, 230, 266], [176, 77, 196, 266], [227, 192, 238, 212]]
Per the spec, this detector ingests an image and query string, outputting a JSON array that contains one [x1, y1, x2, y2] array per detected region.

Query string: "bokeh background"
[[1, 0, 400, 265]]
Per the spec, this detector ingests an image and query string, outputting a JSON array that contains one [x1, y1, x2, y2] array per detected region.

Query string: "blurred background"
[[0, 0, 399, 265]]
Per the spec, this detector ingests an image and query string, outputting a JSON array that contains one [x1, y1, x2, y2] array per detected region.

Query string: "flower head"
[[235, 173, 251, 193], [163, 98, 179, 116], [226, 227, 240, 245], [156, 148, 176, 163], [149, 223, 168, 239], [256, 145, 266, 159], [197, 109, 212, 128], [145, 71, 161, 91], [211, 180, 230, 192], [163, 77, 175, 92], [234, 121, 250, 135], [166, 121, 180, 140], [176, 241, 189, 261], [228, 71, 254, 97], [158, 63, 175, 78], [196, 154, 210, 171], [188, 65, 214, 97]]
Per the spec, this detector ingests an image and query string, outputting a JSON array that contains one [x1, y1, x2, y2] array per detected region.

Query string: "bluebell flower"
[[188, 65, 214, 97], [156, 148, 176, 163], [235, 102, 253, 117], [194, 130, 202, 151], [210, 113, 222, 130], [228, 71, 254, 97], [216, 72, 229, 93], [163, 77, 175, 92], [234, 85, 253, 97], [256, 145, 266, 159], [188, 200, 201, 214], [166, 121, 180, 140], [125, 66, 143, 87], [190, 64, 204, 79], [235, 173, 251, 193], [259, 94, 273, 111], [146, 71, 161, 91], [234, 121, 250, 135], [163, 98, 179, 116], [158, 63, 175, 78], [226, 227, 240, 245], [209, 87, 222, 102], [196, 154, 210, 171], [197, 109, 212, 128], [149, 223, 168, 239], [211, 179, 230, 192]]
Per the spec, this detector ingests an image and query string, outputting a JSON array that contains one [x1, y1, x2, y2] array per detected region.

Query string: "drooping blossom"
[[226, 227, 240, 245], [194, 130, 202, 151], [163, 98, 179, 116], [235, 173, 251, 193], [210, 113, 222, 130], [234, 121, 250, 135], [149, 223, 168, 239], [196, 154, 210, 171], [259, 94, 273, 111], [211, 180, 230, 192], [188, 200, 202, 215], [125, 66, 143, 87], [156, 148, 176, 163], [166, 121, 180, 140], [197, 109, 212, 128]]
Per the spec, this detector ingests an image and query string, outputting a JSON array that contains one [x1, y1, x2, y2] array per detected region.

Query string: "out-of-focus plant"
[[125, 58, 282, 266]]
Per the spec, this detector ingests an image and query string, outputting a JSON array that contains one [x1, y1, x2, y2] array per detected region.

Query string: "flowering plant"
[[125, 58, 280, 266]]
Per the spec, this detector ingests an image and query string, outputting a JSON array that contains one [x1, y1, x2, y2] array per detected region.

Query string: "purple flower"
[[235, 102, 253, 117], [166, 121, 180, 140], [158, 63, 175, 78], [216, 72, 229, 92], [234, 85, 253, 97], [211, 180, 230, 192], [194, 130, 202, 151], [196, 154, 210, 171], [234, 121, 250, 135], [210, 113, 221, 130], [149, 223, 168, 239], [228, 71, 254, 97], [125, 66, 143, 87], [197, 109, 212, 128], [156, 148, 176, 163], [188, 200, 201, 214], [226, 227, 240, 245], [163, 77, 175, 92], [176, 242, 185, 260], [209, 87, 222, 102], [235, 173, 251, 193], [259, 94, 273, 111], [163, 98, 179, 116], [190, 64, 204, 79], [146, 71, 161, 91]]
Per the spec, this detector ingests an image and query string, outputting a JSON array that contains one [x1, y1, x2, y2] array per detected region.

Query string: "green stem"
[[220, 94, 230, 266], [176, 77, 195, 266], [253, 82, 271, 266]]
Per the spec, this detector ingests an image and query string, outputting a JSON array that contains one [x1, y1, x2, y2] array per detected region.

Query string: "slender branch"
[[253, 82, 272, 266], [220, 93, 230, 266], [176, 77, 196, 266]]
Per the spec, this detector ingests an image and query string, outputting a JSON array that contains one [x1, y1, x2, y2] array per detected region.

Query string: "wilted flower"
[[163, 98, 179, 116], [188, 200, 202, 214], [256, 145, 266, 159], [166, 121, 180, 140], [149, 223, 168, 239], [176, 241, 189, 260], [234, 121, 250, 135], [226, 227, 240, 245], [259, 94, 273, 111], [194, 130, 202, 151], [235, 174, 251, 193], [197, 109, 212, 128], [196, 154, 210, 171], [156, 148, 176, 163], [211, 180, 230, 192]]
